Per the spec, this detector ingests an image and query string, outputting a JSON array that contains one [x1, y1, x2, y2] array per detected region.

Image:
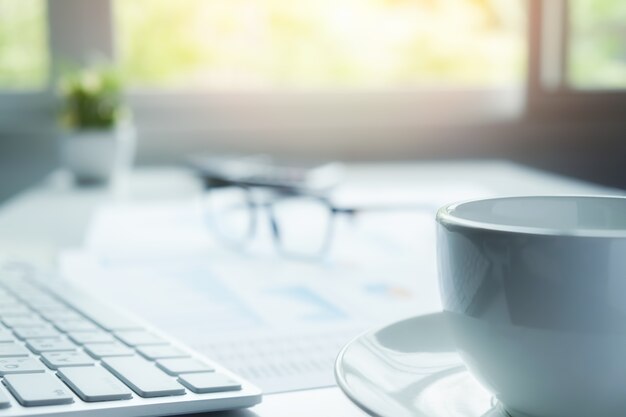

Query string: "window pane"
[[0, 0, 48, 89], [115, 0, 525, 89], [570, 0, 626, 88]]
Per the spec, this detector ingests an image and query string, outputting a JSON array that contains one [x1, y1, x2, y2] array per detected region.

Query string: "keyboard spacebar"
[[102, 357, 186, 398], [48, 285, 141, 331]]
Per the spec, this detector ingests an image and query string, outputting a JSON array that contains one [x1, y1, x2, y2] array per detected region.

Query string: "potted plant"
[[58, 65, 135, 184]]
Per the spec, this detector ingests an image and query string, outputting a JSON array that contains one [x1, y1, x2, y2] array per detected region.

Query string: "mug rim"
[[437, 195, 626, 238]]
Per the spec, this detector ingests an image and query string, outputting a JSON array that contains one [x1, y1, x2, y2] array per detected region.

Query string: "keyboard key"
[[13, 326, 60, 340], [21, 290, 57, 299], [2, 315, 45, 328], [57, 366, 132, 402], [3, 373, 74, 406], [68, 331, 114, 345], [137, 345, 188, 360], [0, 305, 31, 317], [156, 358, 214, 376], [84, 342, 134, 359], [23, 297, 64, 309], [56, 290, 141, 331], [0, 357, 45, 375], [0, 387, 10, 408], [115, 331, 166, 346], [0, 329, 16, 343], [11, 288, 47, 300], [26, 338, 76, 354], [32, 302, 63, 313], [28, 301, 66, 311], [21, 293, 57, 302], [32, 304, 69, 313], [0, 295, 19, 305], [14, 293, 49, 303], [41, 351, 95, 369], [178, 373, 241, 394], [102, 356, 185, 398], [0, 287, 34, 298], [39, 310, 82, 322], [54, 319, 99, 333], [0, 342, 30, 357]]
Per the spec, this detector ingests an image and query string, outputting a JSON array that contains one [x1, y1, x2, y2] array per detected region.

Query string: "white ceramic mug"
[[436, 196, 626, 417]]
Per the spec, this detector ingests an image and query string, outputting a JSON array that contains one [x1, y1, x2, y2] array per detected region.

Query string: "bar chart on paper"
[[62, 250, 440, 393]]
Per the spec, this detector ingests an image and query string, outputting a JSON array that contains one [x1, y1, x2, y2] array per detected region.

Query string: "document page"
[[61, 182, 492, 393]]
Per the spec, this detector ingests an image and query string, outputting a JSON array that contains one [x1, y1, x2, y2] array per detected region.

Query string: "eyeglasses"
[[202, 181, 433, 260]]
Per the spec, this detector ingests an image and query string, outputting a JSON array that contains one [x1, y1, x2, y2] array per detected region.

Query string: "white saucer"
[[335, 313, 507, 417]]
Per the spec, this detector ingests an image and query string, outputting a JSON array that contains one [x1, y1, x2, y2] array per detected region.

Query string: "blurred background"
[[1, 0, 625, 201]]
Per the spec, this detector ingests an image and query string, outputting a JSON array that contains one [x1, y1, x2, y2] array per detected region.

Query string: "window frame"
[[1, 0, 625, 134]]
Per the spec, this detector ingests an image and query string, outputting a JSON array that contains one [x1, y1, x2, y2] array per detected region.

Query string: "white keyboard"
[[0, 262, 262, 416]]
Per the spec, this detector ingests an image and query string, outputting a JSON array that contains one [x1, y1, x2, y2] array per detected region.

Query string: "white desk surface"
[[0, 160, 618, 417]]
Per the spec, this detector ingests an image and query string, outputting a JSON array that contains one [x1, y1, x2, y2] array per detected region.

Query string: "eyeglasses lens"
[[271, 197, 332, 257], [207, 186, 253, 244]]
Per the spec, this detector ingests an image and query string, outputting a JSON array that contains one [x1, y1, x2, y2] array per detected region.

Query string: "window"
[[569, 0, 626, 88], [2, 0, 626, 132], [0, 0, 48, 90], [115, 0, 525, 90]]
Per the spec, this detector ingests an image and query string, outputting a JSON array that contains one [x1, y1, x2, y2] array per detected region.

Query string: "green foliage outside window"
[[570, 0, 626, 88], [115, 0, 526, 89], [0, 0, 48, 89]]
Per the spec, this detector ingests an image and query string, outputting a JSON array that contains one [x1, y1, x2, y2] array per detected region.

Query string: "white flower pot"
[[61, 124, 136, 184]]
